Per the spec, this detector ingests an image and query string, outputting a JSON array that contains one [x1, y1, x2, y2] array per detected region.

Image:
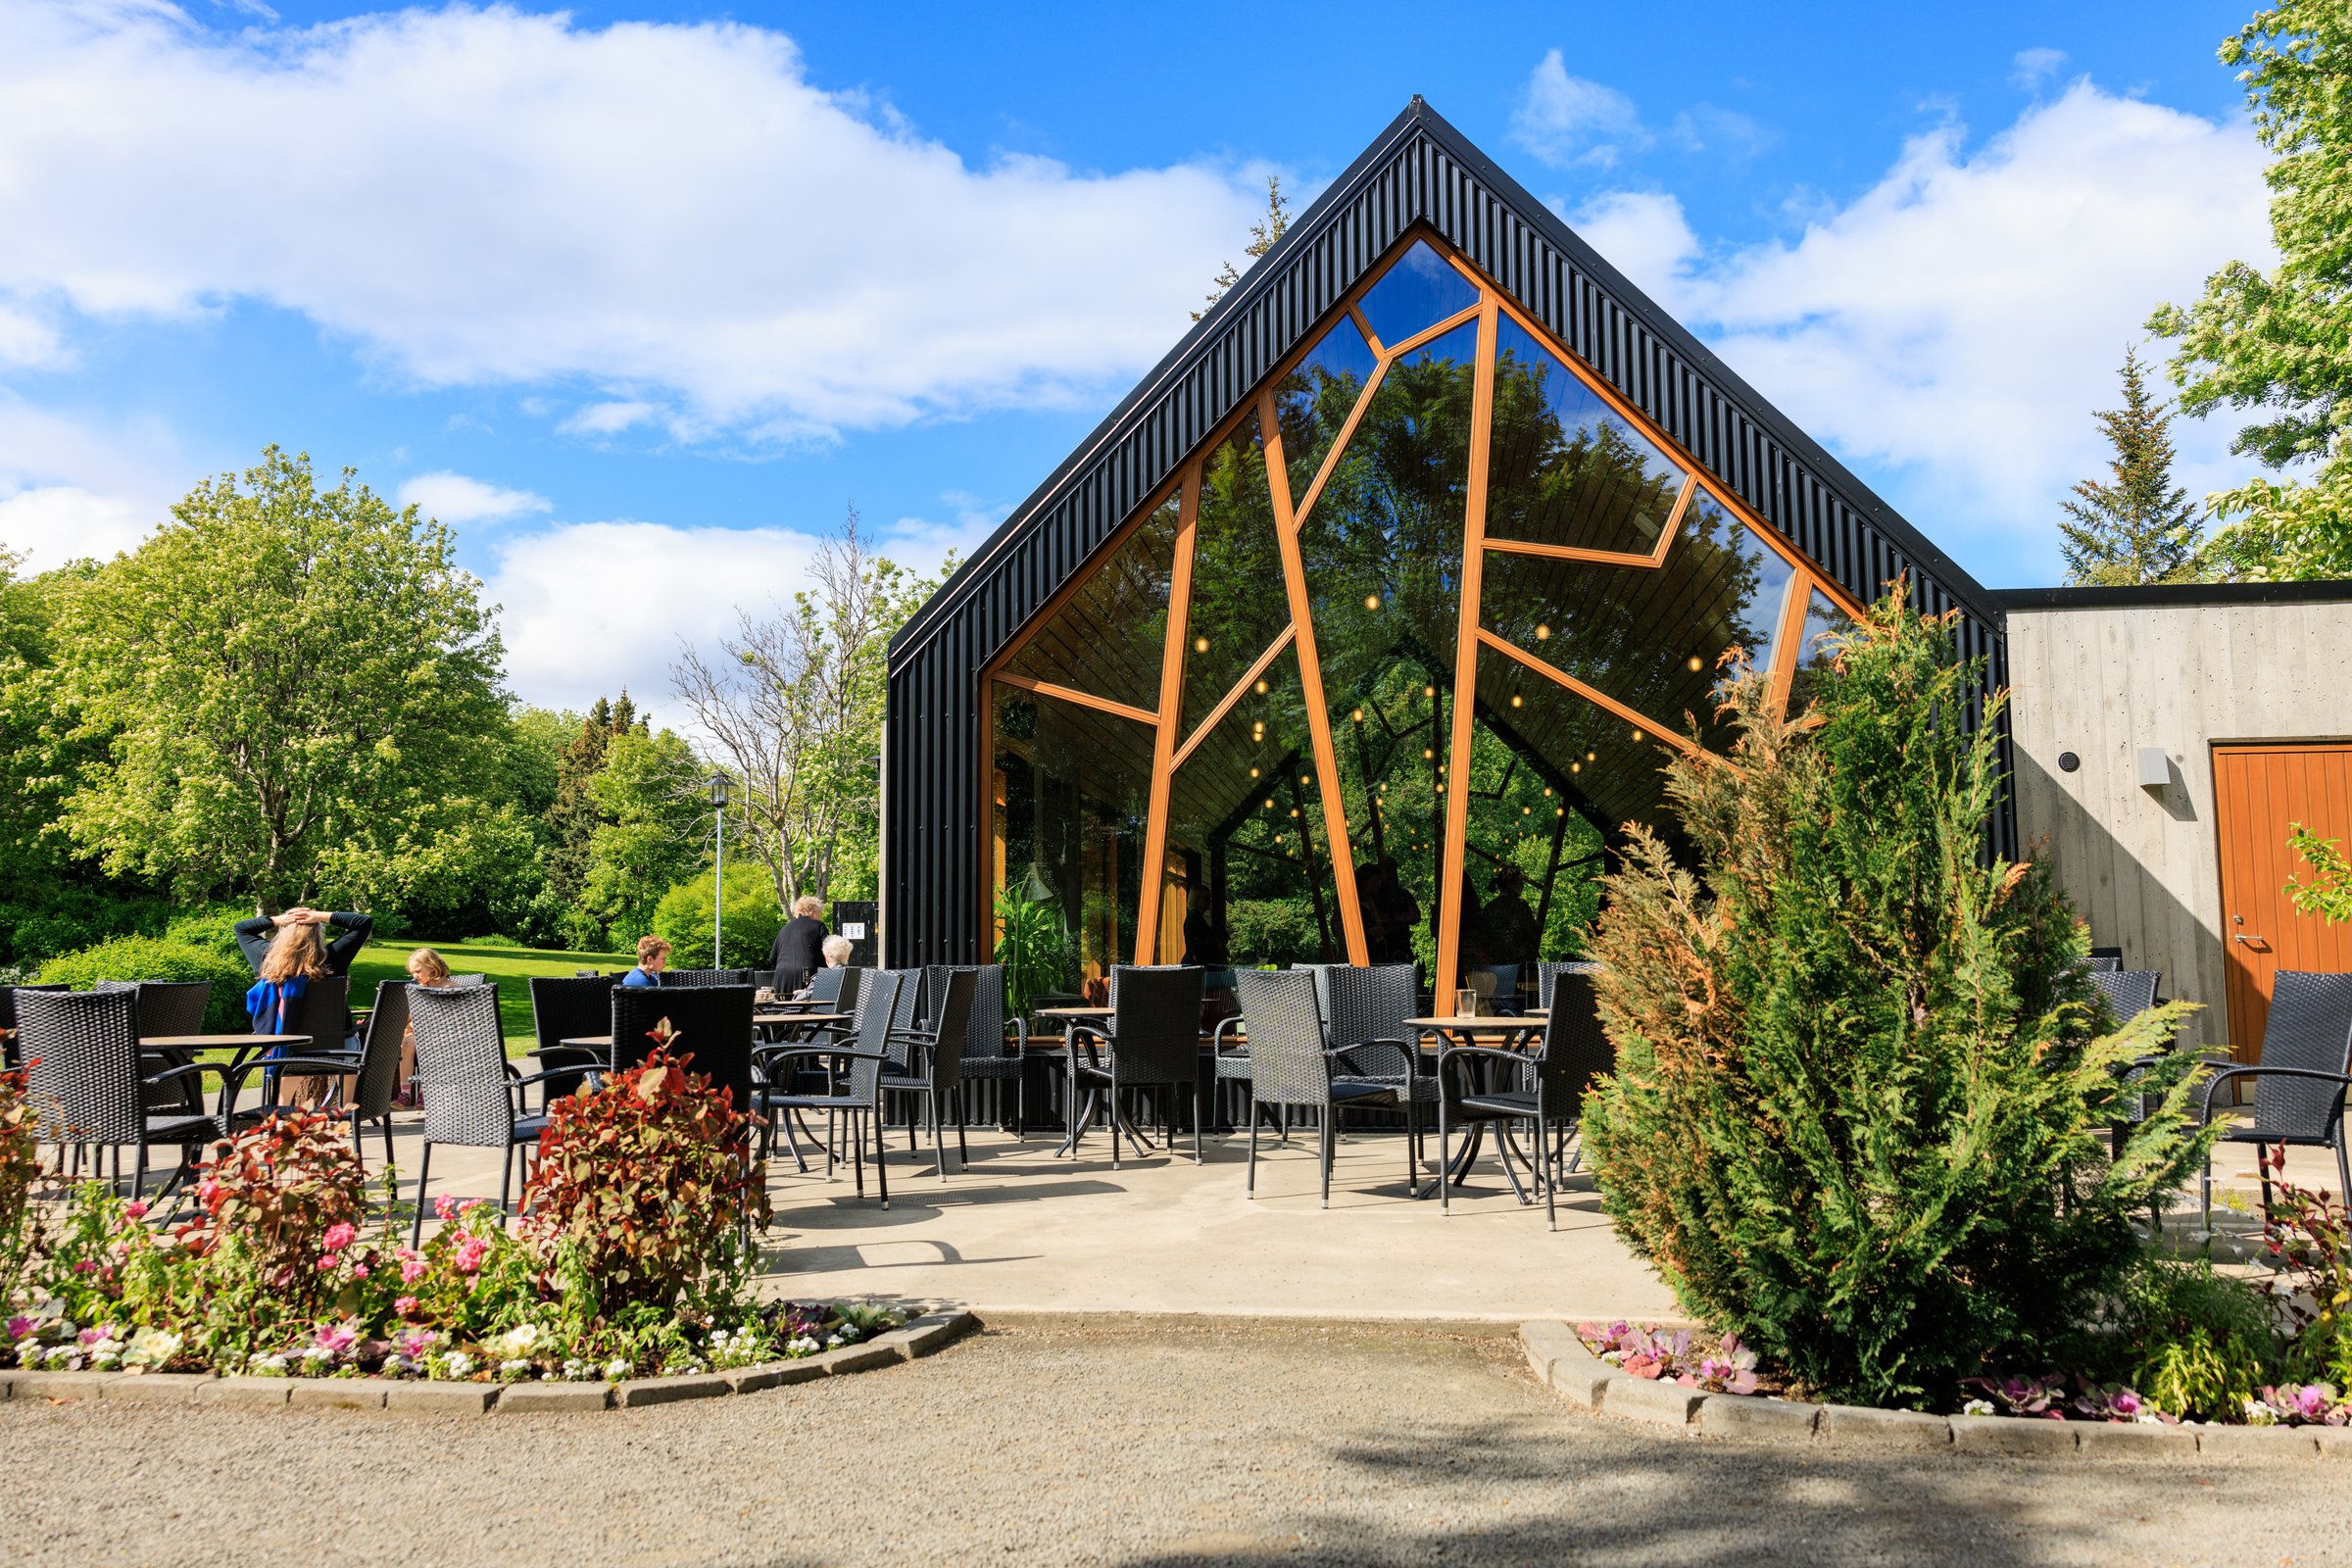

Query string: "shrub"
[[994, 890, 1075, 1019], [1579, 585, 2217, 1407], [650, 863, 782, 971], [0, 1065, 37, 1291], [1225, 898, 1320, 965], [0, 886, 169, 969], [176, 1112, 367, 1302], [163, 901, 256, 962], [522, 1043, 767, 1321], [2102, 1256, 2279, 1420], [36, 935, 253, 1032], [2263, 1145, 2352, 1389]]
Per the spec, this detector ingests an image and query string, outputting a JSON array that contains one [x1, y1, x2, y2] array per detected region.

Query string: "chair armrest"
[[1006, 1018, 1028, 1050], [1333, 1040, 1414, 1079], [141, 1061, 235, 1088], [1210, 1016, 1247, 1052], [505, 1067, 588, 1089], [758, 1046, 890, 1066], [2201, 1065, 2352, 1119]]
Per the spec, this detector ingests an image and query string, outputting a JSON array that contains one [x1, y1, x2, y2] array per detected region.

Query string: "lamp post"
[[708, 770, 732, 967]]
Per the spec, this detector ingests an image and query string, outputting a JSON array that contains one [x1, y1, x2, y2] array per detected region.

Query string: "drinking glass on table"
[[1453, 988, 1479, 1018]]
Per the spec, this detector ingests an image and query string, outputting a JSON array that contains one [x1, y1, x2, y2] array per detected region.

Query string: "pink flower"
[[73, 1260, 97, 1275], [3, 1316, 33, 1342], [350, 1264, 368, 1280], [457, 1199, 485, 1216], [394, 1297, 418, 1317], [312, 1323, 358, 1356], [316, 1257, 336, 1272], [433, 1194, 459, 1221], [451, 1236, 489, 1275], [123, 1200, 148, 1219], [399, 1257, 427, 1285], [320, 1222, 357, 1252]]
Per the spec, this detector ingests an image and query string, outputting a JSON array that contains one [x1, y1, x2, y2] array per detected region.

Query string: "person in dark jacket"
[[769, 895, 829, 994], [234, 907, 373, 976]]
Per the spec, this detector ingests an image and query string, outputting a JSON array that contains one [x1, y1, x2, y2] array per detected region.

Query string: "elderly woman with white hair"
[[768, 893, 831, 994], [791, 934, 856, 1001]]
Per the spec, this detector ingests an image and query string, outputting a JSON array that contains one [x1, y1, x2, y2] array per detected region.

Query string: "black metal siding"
[[884, 101, 2011, 966]]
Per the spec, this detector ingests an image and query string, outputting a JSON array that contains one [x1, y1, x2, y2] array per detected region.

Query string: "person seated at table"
[[622, 935, 670, 988], [769, 895, 829, 995], [232, 906, 373, 976], [789, 934, 854, 1001], [1179, 885, 1229, 972], [246, 921, 332, 1108], [1482, 866, 1540, 968], [388, 947, 455, 1109]]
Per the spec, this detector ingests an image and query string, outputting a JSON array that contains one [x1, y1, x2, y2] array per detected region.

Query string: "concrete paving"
[[2, 1318, 2336, 1568]]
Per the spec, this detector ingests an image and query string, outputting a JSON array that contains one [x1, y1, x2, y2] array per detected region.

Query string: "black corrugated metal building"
[[883, 97, 2006, 970]]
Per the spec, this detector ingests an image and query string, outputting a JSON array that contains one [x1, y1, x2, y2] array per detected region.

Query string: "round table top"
[[1036, 1005, 1113, 1018], [1403, 1014, 1546, 1032], [143, 1033, 307, 1050]]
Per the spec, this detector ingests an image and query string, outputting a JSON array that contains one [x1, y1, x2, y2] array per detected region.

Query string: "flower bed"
[[0, 1048, 910, 1388]]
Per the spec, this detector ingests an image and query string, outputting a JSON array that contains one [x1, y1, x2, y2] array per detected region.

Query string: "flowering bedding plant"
[[0, 1048, 904, 1383], [1576, 1321, 1762, 1396]]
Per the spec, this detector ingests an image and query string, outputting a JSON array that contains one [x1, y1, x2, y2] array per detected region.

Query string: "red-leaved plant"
[[0, 1064, 40, 1287], [521, 1033, 767, 1317], [177, 1111, 367, 1299]]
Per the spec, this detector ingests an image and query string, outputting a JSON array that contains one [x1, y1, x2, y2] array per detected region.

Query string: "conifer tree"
[[2059, 349, 2203, 585], [1194, 176, 1293, 320], [1579, 585, 2215, 1408]]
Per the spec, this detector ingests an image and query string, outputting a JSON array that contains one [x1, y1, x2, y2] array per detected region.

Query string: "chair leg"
[[1319, 1114, 1333, 1209], [874, 1103, 891, 1210], [1439, 1101, 1451, 1214], [955, 1094, 968, 1170], [1192, 1085, 1203, 1166], [933, 1092, 948, 1182], [1247, 1104, 1260, 1196], [412, 1142, 434, 1249], [500, 1140, 515, 1222], [851, 1111, 865, 1198], [132, 1140, 148, 1200], [1542, 1116, 1556, 1231], [1108, 1086, 1122, 1170], [1403, 1106, 1416, 1190], [382, 1116, 395, 1170]]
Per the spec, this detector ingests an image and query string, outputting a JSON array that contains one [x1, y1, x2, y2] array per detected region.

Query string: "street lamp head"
[[709, 770, 732, 808]]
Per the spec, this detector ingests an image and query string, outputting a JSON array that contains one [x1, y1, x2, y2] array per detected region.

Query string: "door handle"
[[2232, 933, 2265, 945]]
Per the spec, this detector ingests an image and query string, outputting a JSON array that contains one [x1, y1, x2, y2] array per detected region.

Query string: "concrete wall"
[[2003, 592, 2352, 1049]]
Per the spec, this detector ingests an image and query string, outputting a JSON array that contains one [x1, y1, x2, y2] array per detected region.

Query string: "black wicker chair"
[[100, 980, 215, 1121], [409, 984, 572, 1245], [20, 988, 225, 1198], [1064, 965, 1206, 1168], [1315, 963, 1431, 1157], [234, 975, 354, 1125], [611, 984, 758, 1118], [526, 975, 614, 1105], [1535, 960, 1603, 1013], [335, 979, 410, 1168], [2092, 969, 2162, 1025], [881, 968, 977, 1180], [1234, 969, 1406, 1205], [2200, 970, 2352, 1229], [930, 963, 1027, 1132], [667, 967, 755, 989], [1436, 969, 1614, 1229], [756, 969, 903, 1207], [0, 983, 69, 1068]]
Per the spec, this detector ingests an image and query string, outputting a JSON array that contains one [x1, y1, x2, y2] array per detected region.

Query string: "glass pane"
[[1181, 411, 1289, 737], [1459, 651, 1614, 1006], [1004, 487, 1182, 712], [1298, 318, 1479, 975], [1786, 588, 1859, 714], [1480, 489, 1798, 754], [1357, 238, 1480, 351], [1274, 314, 1378, 508], [992, 683, 1152, 983], [1161, 646, 1344, 970], [1487, 316, 1687, 556]]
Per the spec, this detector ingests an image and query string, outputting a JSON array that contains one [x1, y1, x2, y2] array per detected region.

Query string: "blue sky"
[[0, 1, 2274, 711]]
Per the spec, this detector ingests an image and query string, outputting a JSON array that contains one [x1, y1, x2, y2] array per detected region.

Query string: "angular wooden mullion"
[[1436, 296, 1502, 1004], [1134, 466, 1200, 965], [991, 672, 1158, 729], [1477, 629, 1705, 760], [1348, 303, 1384, 357], [1481, 471, 1694, 570], [1169, 625, 1298, 771], [1289, 355, 1393, 535], [1379, 302, 1485, 364], [1260, 387, 1368, 964], [1766, 566, 1815, 719]]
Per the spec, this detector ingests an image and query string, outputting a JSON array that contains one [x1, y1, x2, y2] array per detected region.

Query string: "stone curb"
[[1515, 1321, 2342, 1462], [0, 1309, 981, 1417]]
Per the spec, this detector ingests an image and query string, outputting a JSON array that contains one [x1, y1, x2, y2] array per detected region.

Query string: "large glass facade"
[[985, 229, 1864, 999]]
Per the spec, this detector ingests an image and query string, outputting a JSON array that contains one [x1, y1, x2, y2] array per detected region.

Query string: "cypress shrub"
[[1580, 585, 2215, 1408], [37, 936, 254, 1033]]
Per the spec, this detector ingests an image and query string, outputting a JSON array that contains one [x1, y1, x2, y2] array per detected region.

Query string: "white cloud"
[[2012, 48, 2069, 91], [1512, 50, 1648, 170], [1565, 82, 2273, 579], [396, 470, 551, 525], [0, 396, 190, 568], [0, 2, 1273, 440], [485, 519, 828, 712], [559, 401, 663, 438], [1667, 105, 1774, 162]]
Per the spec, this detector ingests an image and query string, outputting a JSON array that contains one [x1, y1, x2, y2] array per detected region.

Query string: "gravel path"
[[0, 1319, 2332, 1567]]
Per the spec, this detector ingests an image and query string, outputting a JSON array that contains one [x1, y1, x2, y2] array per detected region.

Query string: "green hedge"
[[650, 864, 783, 971], [38, 937, 254, 1033]]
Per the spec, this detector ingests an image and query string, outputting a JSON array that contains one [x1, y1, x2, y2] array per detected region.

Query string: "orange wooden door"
[[2213, 743, 2352, 1059]]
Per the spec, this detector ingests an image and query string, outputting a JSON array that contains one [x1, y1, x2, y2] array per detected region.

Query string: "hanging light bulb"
[[1364, 594, 1382, 612], [1250, 765, 1260, 778], [1195, 636, 1209, 654], [1510, 694, 1523, 708], [1632, 727, 1644, 743], [1687, 655, 1704, 672], [1423, 747, 1435, 760], [1351, 708, 1364, 722], [1535, 624, 1550, 641], [1571, 761, 1582, 774]]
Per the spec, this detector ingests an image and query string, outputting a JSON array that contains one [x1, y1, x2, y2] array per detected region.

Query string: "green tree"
[[2149, 2, 2352, 578], [2059, 349, 2204, 584], [1195, 175, 1293, 320], [542, 695, 644, 915], [580, 724, 707, 945], [2286, 825, 2352, 922], [53, 447, 507, 908], [1578, 585, 2215, 1407], [670, 509, 946, 908]]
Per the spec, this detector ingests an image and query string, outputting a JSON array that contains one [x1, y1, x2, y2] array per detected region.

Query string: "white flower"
[[1961, 1398, 1995, 1416], [483, 1324, 546, 1361], [604, 1358, 632, 1382], [90, 1348, 122, 1370], [440, 1351, 475, 1380], [125, 1328, 182, 1368], [824, 1335, 843, 1349], [788, 1336, 819, 1356]]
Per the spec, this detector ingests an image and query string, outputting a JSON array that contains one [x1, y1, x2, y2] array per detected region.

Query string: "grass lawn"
[[349, 937, 629, 1058]]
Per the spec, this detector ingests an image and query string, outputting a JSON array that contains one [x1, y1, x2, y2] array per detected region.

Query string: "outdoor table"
[[143, 1033, 310, 1124], [1034, 1005, 1112, 1021], [1401, 1016, 1548, 1201]]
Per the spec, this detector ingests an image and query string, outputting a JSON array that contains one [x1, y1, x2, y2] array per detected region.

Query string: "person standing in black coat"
[[233, 907, 374, 976], [769, 895, 830, 993]]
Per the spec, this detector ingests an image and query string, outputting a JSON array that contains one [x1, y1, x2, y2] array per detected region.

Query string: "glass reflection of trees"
[[983, 228, 1862, 993]]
